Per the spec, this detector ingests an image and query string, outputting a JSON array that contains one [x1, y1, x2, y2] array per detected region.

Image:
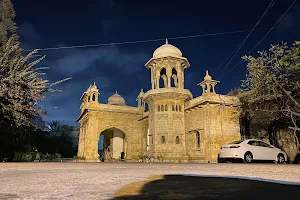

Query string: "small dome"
[[204, 70, 212, 81], [90, 82, 98, 93], [108, 91, 126, 106], [138, 89, 144, 97], [153, 39, 182, 58]]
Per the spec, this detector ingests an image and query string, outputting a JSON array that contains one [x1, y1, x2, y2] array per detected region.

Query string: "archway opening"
[[145, 103, 149, 111], [98, 128, 126, 161], [160, 68, 167, 88]]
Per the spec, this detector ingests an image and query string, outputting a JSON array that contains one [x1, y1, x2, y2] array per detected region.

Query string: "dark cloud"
[[18, 23, 150, 126]]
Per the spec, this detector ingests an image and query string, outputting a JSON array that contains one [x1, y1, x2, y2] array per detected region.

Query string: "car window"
[[258, 141, 270, 147], [248, 140, 259, 146]]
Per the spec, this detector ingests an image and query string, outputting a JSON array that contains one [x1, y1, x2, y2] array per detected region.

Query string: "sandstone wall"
[[78, 109, 144, 161]]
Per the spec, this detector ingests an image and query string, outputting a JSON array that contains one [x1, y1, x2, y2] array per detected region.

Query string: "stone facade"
[[77, 40, 241, 162]]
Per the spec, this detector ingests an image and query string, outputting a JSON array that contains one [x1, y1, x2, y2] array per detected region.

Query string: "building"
[[31, 115, 45, 129], [70, 126, 80, 147], [77, 40, 241, 162]]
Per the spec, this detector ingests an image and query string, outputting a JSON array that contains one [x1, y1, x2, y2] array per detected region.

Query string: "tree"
[[47, 120, 66, 136], [0, 0, 17, 44], [44, 120, 76, 157], [240, 41, 300, 157], [0, 0, 71, 127]]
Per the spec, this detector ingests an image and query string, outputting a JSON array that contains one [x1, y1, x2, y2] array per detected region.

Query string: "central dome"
[[108, 91, 126, 106], [153, 39, 182, 58]]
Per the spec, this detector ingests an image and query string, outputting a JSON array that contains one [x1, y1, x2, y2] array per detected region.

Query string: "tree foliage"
[[240, 41, 300, 153], [0, 0, 70, 126], [0, 0, 17, 44], [0, 120, 77, 161]]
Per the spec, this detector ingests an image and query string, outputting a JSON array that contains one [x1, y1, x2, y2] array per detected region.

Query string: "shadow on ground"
[[112, 175, 299, 200]]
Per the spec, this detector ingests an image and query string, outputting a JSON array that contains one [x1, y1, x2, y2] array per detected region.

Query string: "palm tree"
[[47, 120, 65, 136]]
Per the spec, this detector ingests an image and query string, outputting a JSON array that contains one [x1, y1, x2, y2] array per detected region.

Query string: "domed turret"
[[108, 91, 126, 106], [153, 39, 183, 59], [198, 70, 220, 95], [145, 39, 190, 90]]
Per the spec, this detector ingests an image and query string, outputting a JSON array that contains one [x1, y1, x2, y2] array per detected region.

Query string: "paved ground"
[[0, 162, 299, 199]]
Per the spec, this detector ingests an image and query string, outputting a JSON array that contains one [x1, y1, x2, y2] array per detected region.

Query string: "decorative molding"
[[144, 88, 193, 102]]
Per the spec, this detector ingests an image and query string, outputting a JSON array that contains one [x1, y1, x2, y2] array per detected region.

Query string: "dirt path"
[[0, 162, 299, 199]]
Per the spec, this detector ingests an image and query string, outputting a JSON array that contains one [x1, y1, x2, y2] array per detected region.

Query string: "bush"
[[39, 152, 62, 162], [13, 152, 36, 162]]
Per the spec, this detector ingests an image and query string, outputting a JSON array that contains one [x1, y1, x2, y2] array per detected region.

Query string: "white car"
[[218, 139, 287, 163]]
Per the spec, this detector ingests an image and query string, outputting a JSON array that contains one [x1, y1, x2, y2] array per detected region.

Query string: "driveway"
[[0, 162, 299, 199]]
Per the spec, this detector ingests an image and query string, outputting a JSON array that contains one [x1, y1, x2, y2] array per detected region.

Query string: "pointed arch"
[[160, 67, 167, 88], [92, 93, 96, 101]]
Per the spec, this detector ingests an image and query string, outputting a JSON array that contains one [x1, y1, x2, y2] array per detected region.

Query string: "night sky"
[[13, 0, 300, 126]]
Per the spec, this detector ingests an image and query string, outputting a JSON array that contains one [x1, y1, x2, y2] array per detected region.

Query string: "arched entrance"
[[98, 128, 126, 161]]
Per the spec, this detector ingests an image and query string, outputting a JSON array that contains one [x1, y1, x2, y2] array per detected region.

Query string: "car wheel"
[[277, 153, 285, 164], [243, 152, 253, 163]]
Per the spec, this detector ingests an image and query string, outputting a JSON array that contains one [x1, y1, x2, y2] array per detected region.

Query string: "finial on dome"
[[141, 88, 143, 92], [115, 90, 118, 94], [166, 38, 168, 44], [204, 70, 212, 81], [93, 82, 96, 86]]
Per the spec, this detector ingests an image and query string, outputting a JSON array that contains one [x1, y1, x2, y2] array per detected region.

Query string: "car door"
[[258, 141, 275, 160], [247, 140, 264, 160]]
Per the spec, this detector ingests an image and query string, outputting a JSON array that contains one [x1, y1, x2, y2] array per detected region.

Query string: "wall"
[[185, 102, 240, 162]]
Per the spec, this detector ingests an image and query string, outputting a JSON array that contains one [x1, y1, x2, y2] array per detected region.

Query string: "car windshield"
[[229, 140, 243, 144]]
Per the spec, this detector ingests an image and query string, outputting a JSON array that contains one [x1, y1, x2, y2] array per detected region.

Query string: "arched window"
[[175, 136, 180, 144], [172, 105, 175, 111], [92, 94, 96, 101], [160, 68, 167, 88], [158, 105, 160, 112], [179, 105, 182, 112], [176, 105, 178, 111], [165, 104, 168, 111], [161, 105, 164, 111], [196, 132, 200, 149], [88, 96, 90, 102], [161, 136, 166, 144]]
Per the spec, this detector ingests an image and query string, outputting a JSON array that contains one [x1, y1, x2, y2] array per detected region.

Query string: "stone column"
[[156, 74, 160, 88], [201, 85, 205, 94], [84, 122, 99, 161], [166, 68, 172, 88], [151, 69, 155, 89], [212, 83, 216, 93]]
